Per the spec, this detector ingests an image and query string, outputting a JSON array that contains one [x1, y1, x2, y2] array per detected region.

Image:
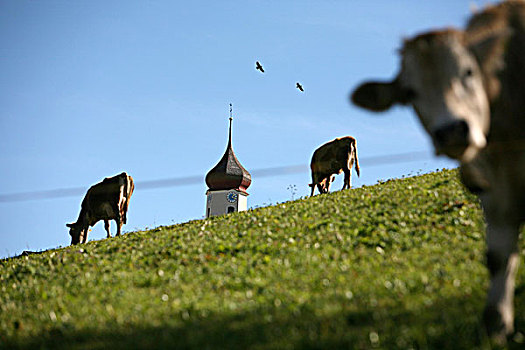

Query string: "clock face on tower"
[[226, 191, 238, 203]]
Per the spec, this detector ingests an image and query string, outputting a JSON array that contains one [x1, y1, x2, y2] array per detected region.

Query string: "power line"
[[0, 150, 435, 203]]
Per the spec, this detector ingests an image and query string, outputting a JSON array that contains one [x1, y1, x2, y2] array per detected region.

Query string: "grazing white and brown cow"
[[352, 1, 525, 344], [67, 172, 134, 245], [309, 136, 360, 196]]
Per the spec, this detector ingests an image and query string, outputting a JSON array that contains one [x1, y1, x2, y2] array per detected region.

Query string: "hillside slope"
[[1, 169, 524, 349]]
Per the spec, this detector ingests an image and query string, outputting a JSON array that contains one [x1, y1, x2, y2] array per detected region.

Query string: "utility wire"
[[0, 150, 436, 203]]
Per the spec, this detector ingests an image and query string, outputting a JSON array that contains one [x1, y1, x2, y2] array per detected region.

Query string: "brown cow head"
[[309, 176, 333, 195], [352, 29, 490, 162], [66, 222, 86, 245], [318, 177, 329, 194]]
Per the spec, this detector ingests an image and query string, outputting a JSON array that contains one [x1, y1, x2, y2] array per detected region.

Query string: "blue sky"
[[0, 1, 486, 257]]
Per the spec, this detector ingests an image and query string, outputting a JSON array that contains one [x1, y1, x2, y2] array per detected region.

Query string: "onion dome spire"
[[205, 105, 251, 193]]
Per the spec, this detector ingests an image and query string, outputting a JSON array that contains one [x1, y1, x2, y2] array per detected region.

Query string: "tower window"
[[227, 206, 235, 213]]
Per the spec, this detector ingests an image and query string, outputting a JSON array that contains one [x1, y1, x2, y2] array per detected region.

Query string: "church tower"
[[205, 106, 251, 218]]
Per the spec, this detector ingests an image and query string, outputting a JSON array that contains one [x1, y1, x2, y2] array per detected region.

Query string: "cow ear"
[[466, 29, 509, 99], [351, 80, 410, 112], [466, 21, 510, 65], [66, 223, 73, 228]]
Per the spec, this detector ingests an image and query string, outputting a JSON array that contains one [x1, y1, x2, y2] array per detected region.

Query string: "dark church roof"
[[205, 118, 251, 193]]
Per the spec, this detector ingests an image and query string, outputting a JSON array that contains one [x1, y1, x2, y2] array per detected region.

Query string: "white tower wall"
[[206, 189, 248, 218]]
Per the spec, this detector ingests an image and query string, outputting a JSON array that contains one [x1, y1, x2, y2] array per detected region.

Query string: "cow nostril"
[[458, 120, 469, 138], [433, 120, 470, 147], [434, 127, 448, 145]]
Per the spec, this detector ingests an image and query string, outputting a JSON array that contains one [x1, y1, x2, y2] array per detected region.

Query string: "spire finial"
[[228, 103, 233, 146]]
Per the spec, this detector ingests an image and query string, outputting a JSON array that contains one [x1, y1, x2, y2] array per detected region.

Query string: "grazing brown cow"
[[309, 136, 360, 196], [352, 1, 525, 344], [67, 172, 134, 245]]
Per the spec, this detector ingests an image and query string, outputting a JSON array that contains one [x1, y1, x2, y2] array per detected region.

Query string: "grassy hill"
[[1, 169, 524, 349]]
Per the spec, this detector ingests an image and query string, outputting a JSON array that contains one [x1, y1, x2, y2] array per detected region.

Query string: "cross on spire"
[[228, 103, 233, 146]]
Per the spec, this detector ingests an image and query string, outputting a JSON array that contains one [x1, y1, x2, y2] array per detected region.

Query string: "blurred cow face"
[[352, 30, 490, 162], [319, 175, 336, 193], [66, 222, 85, 245]]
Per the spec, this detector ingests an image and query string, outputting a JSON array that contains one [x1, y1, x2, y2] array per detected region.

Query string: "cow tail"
[[123, 175, 134, 224], [352, 139, 360, 177]]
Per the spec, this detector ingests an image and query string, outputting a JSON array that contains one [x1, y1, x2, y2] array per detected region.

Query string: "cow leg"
[[81, 228, 88, 244], [342, 168, 351, 190], [115, 216, 122, 236], [104, 220, 111, 238], [483, 218, 520, 345], [325, 177, 332, 193], [310, 172, 317, 196]]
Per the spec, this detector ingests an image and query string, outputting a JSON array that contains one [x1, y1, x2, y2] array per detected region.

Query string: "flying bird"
[[296, 82, 304, 92], [255, 61, 265, 73]]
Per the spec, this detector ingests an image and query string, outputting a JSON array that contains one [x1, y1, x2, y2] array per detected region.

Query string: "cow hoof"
[[483, 305, 512, 347]]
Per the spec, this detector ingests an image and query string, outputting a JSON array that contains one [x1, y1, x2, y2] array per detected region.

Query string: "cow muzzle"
[[70, 234, 81, 245], [432, 120, 471, 160]]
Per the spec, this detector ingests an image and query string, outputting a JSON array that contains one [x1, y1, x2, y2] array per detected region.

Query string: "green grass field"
[[1, 169, 524, 349]]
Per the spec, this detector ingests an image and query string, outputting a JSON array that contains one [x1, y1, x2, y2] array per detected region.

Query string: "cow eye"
[[461, 68, 475, 88], [463, 68, 474, 80]]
